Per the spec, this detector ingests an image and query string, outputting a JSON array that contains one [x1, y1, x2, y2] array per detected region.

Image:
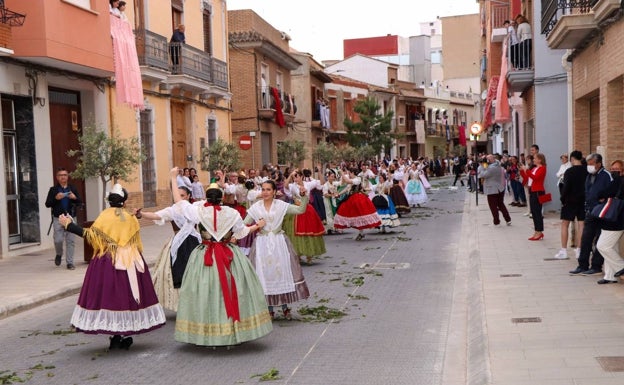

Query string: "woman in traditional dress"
[[405, 163, 428, 207], [387, 165, 410, 216], [372, 172, 400, 232], [169, 169, 273, 346], [283, 170, 326, 264], [333, 168, 382, 241], [136, 186, 201, 312], [303, 168, 326, 223], [322, 169, 343, 234], [245, 180, 310, 320], [59, 184, 166, 350]]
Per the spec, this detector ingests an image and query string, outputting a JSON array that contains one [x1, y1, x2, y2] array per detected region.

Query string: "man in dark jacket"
[[45, 168, 82, 269], [569, 153, 617, 275], [555, 150, 587, 260]]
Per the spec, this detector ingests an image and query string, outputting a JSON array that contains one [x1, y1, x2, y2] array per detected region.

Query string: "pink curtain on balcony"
[[110, 16, 144, 110], [495, 41, 511, 124]]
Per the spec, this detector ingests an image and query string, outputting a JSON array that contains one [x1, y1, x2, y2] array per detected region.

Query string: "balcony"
[[0, 2, 25, 55], [592, 0, 621, 23], [506, 38, 534, 93], [542, 0, 598, 49], [491, 4, 510, 43], [135, 29, 169, 82], [257, 85, 297, 123]]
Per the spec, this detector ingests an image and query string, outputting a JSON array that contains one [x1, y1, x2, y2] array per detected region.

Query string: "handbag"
[[591, 197, 624, 222], [537, 193, 552, 204]]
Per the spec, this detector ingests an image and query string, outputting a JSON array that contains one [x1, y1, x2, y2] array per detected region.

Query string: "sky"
[[226, 1, 480, 62]]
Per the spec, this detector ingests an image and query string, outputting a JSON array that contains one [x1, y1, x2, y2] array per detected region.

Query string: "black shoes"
[[109, 335, 133, 350], [597, 279, 618, 284], [569, 267, 584, 275], [615, 268, 624, 277], [355, 234, 364, 241], [54, 255, 61, 266], [581, 269, 602, 275], [67, 264, 75, 270]]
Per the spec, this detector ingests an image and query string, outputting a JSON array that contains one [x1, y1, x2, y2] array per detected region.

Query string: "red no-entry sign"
[[238, 135, 252, 150]]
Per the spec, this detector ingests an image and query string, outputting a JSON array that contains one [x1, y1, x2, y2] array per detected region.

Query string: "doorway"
[[171, 102, 187, 168], [48, 88, 87, 225]]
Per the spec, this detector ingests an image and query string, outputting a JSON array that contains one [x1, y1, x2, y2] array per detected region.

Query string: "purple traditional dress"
[[65, 204, 166, 344]]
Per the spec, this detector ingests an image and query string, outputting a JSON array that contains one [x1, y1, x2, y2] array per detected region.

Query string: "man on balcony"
[[170, 25, 186, 69]]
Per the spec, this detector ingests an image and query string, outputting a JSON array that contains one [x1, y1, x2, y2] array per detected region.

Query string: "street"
[[0, 178, 467, 385]]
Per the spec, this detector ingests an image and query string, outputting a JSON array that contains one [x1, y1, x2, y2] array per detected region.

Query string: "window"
[[63, 0, 92, 10], [140, 109, 156, 207], [207, 116, 217, 147], [172, 0, 183, 30], [202, 5, 212, 54], [398, 116, 405, 126]]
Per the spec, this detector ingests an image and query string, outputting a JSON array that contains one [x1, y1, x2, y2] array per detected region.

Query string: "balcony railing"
[[170, 42, 212, 83], [491, 4, 510, 30], [135, 29, 169, 71], [257, 85, 297, 119], [541, 0, 598, 36], [506, 34, 533, 71]]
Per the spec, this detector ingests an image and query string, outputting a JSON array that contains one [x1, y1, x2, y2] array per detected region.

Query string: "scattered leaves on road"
[[298, 305, 347, 322], [250, 368, 281, 381]]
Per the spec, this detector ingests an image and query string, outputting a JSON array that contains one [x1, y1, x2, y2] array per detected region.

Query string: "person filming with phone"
[[45, 167, 82, 270]]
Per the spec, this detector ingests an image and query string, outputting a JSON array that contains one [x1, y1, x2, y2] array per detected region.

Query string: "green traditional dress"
[[174, 200, 272, 346]]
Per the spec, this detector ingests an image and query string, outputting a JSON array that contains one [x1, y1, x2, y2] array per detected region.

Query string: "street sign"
[[470, 123, 482, 135], [238, 135, 252, 150]]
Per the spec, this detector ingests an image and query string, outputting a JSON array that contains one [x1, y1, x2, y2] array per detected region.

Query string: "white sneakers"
[[554, 248, 569, 260]]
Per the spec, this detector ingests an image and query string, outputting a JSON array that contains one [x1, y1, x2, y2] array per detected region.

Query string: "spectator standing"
[[478, 154, 512, 226], [516, 15, 533, 69], [556, 153, 571, 195], [555, 151, 587, 260], [45, 168, 82, 270], [569, 153, 616, 275], [170, 25, 185, 67], [191, 174, 205, 201], [520, 152, 547, 240]]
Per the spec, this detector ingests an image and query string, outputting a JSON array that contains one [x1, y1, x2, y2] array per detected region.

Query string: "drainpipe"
[[561, 50, 573, 152]]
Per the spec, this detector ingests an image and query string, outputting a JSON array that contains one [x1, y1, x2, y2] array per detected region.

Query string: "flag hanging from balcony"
[[458, 125, 467, 146], [271, 87, 285, 128], [495, 40, 511, 124], [110, 16, 144, 109], [482, 76, 499, 129]]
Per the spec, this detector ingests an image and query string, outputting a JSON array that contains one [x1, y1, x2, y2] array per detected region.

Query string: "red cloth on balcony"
[[271, 87, 285, 128], [110, 17, 144, 109], [482, 76, 499, 129], [458, 125, 467, 146]]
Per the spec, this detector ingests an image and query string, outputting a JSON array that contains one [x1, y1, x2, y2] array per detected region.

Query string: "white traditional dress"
[[151, 202, 201, 312], [245, 197, 310, 306]]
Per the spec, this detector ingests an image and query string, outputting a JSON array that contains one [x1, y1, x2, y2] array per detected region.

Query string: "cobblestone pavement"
[[0, 177, 467, 385]]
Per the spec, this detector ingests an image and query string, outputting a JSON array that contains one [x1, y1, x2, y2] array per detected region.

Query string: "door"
[[261, 132, 272, 166], [171, 102, 187, 168], [48, 89, 87, 224], [2, 99, 20, 244]]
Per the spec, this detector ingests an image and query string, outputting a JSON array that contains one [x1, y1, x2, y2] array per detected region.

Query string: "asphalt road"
[[0, 178, 467, 385]]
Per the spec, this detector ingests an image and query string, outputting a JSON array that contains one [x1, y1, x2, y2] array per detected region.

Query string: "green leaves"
[[344, 96, 395, 156], [277, 140, 306, 167], [200, 138, 241, 173]]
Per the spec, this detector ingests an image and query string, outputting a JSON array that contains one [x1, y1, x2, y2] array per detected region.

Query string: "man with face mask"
[[478, 154, 512, 226], [569, 153, 618, 276]]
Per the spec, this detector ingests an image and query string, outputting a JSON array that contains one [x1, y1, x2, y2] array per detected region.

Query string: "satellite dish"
[[481, 90, 488, 100]]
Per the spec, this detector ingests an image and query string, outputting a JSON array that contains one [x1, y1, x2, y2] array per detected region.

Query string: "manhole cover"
[[358, 262, 410, 270], [596, 356, 624, 372], [511, 317, 542, 323], [500, 274, 522, 277]]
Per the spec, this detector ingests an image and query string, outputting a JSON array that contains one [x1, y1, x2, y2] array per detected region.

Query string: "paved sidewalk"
[[0, 222, 171, 319], [468, 190, 624, 385], [3, 190, 624, 384]]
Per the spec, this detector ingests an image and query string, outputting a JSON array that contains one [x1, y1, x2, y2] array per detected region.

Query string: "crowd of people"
[[53, 156, 440, 350]]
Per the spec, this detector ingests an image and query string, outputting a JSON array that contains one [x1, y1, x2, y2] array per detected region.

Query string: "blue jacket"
[[585, 167, 616, 212]]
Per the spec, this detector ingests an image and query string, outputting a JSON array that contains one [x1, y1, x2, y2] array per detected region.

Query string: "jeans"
[[510, 179, 526, 203], [53, 216, 75, 265]]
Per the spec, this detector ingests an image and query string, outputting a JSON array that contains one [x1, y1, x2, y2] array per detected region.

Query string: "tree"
[[277, 140, 306, 167], [344, 96, 395, 156], [67, 123, 145, 210], [200, 138, 241, 174], [312, 141, 338, 167]]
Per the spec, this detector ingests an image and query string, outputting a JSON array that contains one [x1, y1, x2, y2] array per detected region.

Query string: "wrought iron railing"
[[135, 29, 169, 71], [169, 42, 212, 83], [0, 1, 25, 26], [541, 0, 598, 36], [506, 32, 534, 71]]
